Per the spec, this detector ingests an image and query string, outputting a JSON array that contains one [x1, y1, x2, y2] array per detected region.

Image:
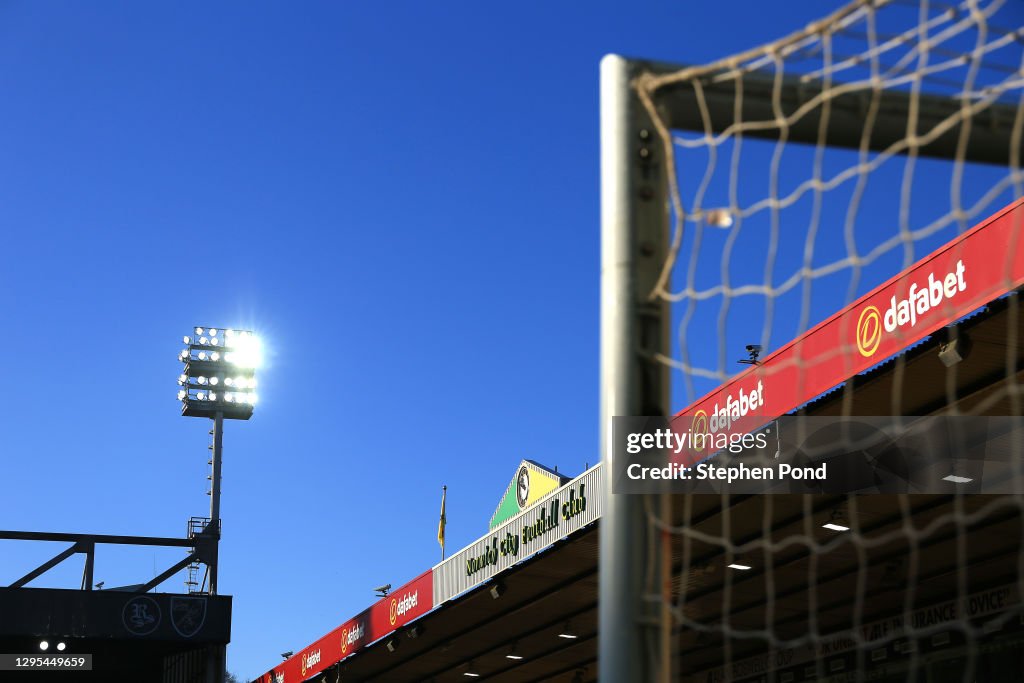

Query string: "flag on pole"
[[437, 485, 447, 559]]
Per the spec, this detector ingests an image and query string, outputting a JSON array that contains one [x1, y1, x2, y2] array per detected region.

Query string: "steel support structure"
[[0, 530, 213, 593], [208, 411, 224, 596]]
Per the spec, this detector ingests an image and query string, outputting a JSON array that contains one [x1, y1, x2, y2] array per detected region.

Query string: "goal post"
[[599, 53, 670, 683], [599, 1, 1024, 680]]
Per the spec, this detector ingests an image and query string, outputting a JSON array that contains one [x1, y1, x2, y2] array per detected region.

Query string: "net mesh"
[[630, 0, 1024, 680]]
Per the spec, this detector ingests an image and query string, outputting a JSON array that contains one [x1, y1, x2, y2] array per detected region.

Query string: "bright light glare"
[[177, 390, 186, 400], [211, 352, 220, 361], [208, 392, 217, 401], [183, 336, 190, 344], [943, 474, 973, 484], [57, 643, 66, 652], [209, 329, 218, 336], [39, 641, 48, 651], [229, 334, 263, 368], [209, 377, 219, 386], [200, 337, 208, 345], [195, 327, 204, 335], [727, 563, 752, 570], [822, 523, 850, 532]]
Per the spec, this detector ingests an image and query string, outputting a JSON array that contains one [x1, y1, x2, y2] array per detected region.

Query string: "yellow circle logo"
[[856, 305, 882, 357], [340, 628, 348, 654], [389, 598, 398, 626], [692, 410, 708, 452]]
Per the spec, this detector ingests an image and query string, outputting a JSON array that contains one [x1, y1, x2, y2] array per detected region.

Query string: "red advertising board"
[[672, 198, 1024, 460], [258, 570, 433, 683]]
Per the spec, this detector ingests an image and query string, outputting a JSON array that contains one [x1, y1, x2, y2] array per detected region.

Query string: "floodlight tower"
[[177, 326, 260, 595]]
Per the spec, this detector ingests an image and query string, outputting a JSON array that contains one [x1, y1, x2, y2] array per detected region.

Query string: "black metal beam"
[[10, 543, 80, 588], [81, 542, 95, 591], [0, 530, 194, 547], [137, 551, 200, 593], [637, 60, 1022, 166]]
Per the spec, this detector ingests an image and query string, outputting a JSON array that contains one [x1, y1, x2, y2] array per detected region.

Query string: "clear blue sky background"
[[1, 2, 1020, 680]]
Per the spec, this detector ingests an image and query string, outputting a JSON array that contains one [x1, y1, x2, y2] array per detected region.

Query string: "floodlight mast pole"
[[208, 411, 224, 595], [600, 54, 670, 683]]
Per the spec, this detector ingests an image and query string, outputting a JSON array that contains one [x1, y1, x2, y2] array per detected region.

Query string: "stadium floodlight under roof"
[[178, 327, 261, 419]]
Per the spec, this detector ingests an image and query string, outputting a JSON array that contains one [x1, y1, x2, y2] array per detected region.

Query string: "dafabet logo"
[[300, 649, 321, 677], [855, 259, 966, 358], [340, 622, 365, 654], [856, 305, 882, 357], [390, 590, 420, 626]]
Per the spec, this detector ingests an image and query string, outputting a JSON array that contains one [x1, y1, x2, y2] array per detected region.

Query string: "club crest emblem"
[[122, 596, 161, 636], [170, 596, 207, 638]]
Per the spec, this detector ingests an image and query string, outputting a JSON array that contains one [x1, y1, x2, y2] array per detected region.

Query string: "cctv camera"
[[746, 344, 762, 353]]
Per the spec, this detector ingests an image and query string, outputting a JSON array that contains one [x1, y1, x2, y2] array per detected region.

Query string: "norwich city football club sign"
[[434, 464, 603, 604], [489, 460, 568, 530]]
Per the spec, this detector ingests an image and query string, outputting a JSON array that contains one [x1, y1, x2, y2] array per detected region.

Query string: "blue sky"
[[1, 2, 1020, 680]]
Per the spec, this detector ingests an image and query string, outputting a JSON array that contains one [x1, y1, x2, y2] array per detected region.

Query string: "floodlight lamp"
[[195, 327, 204, 335], [198, 352, 207, 360], [200, 337, 208, 345], [225, 394, 234, 402], [209, 377, 219, 386], [178, 374, 187, 385], [39, 641, 48, 651], [208, 392, 217, 401], [177, 390, 186, 401], [183, 336, 190, 344], [197, 392, 206, 400], [198, 376, 207, 385], [210, 337, 219, 346], [211, 352, 220, 361], [229, 334, 262, 368], [224, 378, 233, 386], [57, 642, 66, 652], [209, 329, 218, 336]]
